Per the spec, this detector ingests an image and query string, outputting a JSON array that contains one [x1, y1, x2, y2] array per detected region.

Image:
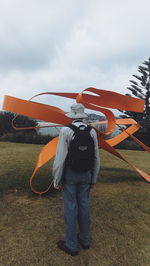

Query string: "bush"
[[115, 139, 143, 150], [0, 132, 53, 144], [0, 111, 37, 136]]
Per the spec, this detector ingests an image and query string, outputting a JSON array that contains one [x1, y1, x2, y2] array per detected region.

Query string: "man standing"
[[52, 103, 100, 256]]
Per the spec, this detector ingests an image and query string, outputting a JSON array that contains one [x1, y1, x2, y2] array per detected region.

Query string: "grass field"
[[0, 142, 150, 265]]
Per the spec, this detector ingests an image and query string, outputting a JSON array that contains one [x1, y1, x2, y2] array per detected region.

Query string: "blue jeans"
[[62, 167, 91, 252]]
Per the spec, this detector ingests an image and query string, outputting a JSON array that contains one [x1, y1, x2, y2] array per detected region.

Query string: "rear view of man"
[[52, 103, 100, 256]]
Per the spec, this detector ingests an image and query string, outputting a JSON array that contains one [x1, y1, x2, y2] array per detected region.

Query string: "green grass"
[[0, 142, 150, 265], [0, 141, 54, 195], [0, 141, 149, 195]]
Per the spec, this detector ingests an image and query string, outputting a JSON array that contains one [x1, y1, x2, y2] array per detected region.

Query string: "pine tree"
[[119, 58, 150, 127], [119, 58, 150, 146]]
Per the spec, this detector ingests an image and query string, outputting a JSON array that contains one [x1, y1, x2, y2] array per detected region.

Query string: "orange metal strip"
[[3, 95, 71, 124], [2, 87, 149, 194], [29, 137, 59, 195], [99, 138, 150, 182]]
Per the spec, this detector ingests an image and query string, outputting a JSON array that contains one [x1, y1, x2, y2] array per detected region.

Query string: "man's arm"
[[52, 128, 68, 187], [91, 129, 100, 184]]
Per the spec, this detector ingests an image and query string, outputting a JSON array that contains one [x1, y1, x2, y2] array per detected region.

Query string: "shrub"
[[0, 132, 53, 144]]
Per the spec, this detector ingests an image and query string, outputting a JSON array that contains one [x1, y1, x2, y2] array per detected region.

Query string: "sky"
[[0, 0, 150, 116]]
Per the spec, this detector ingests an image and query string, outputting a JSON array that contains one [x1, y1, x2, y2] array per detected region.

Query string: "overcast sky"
[[0, 0, 150, 115]]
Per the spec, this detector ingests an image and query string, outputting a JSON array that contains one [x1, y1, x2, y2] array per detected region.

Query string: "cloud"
[[0, 0, 150, 114], [0, 0, 83, 71]]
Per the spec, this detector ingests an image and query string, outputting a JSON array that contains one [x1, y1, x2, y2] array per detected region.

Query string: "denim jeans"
[[62, 166, 91, 251]]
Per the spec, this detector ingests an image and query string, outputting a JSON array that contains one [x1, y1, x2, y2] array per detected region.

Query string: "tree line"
[[0, 111, 53, 144]]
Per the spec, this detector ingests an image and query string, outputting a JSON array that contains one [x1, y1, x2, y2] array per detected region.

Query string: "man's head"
[[65, 103, 88, 119]]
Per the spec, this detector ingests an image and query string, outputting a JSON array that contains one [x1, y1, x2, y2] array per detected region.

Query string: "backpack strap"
[[67, 124, 92, 133], [84, 125, 91, 132], [67, 124, 78, 132]]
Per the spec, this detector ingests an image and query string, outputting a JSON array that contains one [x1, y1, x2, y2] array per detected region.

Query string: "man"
[[52, 103, 100, 256]]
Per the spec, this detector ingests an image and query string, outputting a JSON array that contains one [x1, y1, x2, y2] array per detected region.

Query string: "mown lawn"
[[0, 142, 150, 265]]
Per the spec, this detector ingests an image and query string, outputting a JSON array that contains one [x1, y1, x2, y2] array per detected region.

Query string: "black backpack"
[[66, 124, 95, 172]]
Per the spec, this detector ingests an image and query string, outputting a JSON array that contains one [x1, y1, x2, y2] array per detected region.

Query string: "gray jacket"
[[52, 120, 100, 187]]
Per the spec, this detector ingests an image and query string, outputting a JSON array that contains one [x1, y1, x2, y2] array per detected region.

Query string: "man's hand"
[[55, 185, 63, 191]]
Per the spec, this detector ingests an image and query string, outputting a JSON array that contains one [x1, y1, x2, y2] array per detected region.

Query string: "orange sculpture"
[[2, 88, 150, 194]]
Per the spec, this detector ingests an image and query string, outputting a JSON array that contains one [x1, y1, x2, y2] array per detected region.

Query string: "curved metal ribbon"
[[2, 87, 150, 194]]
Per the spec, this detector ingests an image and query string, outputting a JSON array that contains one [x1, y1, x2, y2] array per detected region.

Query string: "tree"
[[0, 111, 37, 136], [119, 57, 150, 146], [120, 58, 150, 122]]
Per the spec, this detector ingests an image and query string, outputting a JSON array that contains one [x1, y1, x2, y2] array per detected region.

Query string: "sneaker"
[[57, 240, 79, 256]]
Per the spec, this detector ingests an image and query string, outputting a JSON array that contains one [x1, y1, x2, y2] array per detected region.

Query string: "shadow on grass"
[[29, 185, 59, 198], [99, 167, 146, 183], [0, 173, 57, 197], [0, 166, 147, 197]]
